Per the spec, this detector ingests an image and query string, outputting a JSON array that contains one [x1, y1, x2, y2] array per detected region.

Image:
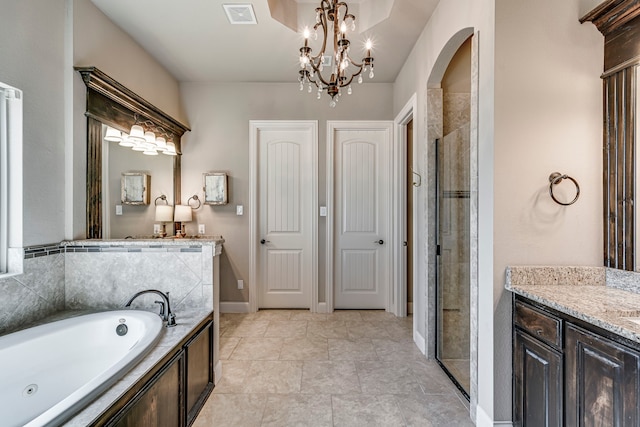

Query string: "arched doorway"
[[426, 27, 478, 406]]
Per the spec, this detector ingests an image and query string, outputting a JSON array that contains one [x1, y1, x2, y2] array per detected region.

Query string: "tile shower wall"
[[64, 244, 214, 312], [0, 244, 65, 335]]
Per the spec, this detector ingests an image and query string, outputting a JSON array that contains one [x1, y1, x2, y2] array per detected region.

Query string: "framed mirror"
[[203, 172, 228, 205], [76, 67, 189, 239]]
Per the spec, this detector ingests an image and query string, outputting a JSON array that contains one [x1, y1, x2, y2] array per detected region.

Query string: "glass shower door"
[[435, 135, 471, 398]]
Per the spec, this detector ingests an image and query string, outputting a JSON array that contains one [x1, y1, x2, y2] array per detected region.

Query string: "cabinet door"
[[514, 330, 563, 427], [186, 321, 214, 425], [565, 324, 640, 427], [111, 353, 184, 427]]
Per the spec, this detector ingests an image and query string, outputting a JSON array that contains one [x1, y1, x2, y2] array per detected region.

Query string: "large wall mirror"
[[582, 0, 640, 271], [76, 67, 189, 239]]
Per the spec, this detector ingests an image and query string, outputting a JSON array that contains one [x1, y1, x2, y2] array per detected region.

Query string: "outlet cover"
[[237, 279, 244, 290], [198, 224, 205, 234], [236, 205, 244, 216], [153, 224, 161, 234], [115, 205, 123, 215]]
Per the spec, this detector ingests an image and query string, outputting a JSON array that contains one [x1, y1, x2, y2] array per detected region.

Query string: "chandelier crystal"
[[298, 0, 375, 107]]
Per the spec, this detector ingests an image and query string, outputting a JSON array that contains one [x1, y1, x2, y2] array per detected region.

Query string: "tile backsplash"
[[0, 241, 216, 336]]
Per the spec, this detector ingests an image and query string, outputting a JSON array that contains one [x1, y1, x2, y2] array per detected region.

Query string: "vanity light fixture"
[[174, 205, 192, 238], [297, 0, 375, 107], [187, 195, 201, 209], [103, 118, 178, 156]]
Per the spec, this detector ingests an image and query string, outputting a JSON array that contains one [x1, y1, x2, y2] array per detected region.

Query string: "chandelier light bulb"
[[365, 39, 373, 51], [303, 27, 310, 39], [340, 21, 347, 34]]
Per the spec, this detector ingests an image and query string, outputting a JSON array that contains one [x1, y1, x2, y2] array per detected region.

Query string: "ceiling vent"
[[223, 4, 257, 24]]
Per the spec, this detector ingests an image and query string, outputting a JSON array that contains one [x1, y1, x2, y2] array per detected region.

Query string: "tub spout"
[[124, 290, 177, 327]]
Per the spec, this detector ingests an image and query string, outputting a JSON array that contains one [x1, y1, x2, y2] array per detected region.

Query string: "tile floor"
[[193, 310, 473, 427]]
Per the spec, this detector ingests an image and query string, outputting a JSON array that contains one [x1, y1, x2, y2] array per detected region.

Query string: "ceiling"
[[90, 0, 439, 84]]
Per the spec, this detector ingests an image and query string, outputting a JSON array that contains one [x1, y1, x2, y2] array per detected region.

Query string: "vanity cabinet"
[[97, 315, 214, 427], [513, 296, 640, 426], [513, 301, 563, 427], [565, 324, 640, 426]]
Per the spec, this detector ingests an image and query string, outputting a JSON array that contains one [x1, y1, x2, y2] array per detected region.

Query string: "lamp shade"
[[155, 205, 174, 222], [174, 205, 192, 222]]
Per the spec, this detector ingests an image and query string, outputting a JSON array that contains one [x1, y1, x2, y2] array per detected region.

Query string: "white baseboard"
[[475, 405, 513, 427], [414, 329, 426, 355], [317, 302, 327, 313], [214, 360, 223, 385], [220, 302, 250, 313]]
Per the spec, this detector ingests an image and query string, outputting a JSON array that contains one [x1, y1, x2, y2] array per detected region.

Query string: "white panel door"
[[332, 122, 392, 309], [257, 123, 315, 308]]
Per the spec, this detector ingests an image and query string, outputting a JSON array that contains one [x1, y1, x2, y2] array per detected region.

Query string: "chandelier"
[[298, 0, 375, 107]]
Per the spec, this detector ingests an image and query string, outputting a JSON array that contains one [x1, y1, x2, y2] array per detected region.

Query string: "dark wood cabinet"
[[565, 324, 640, 427], [95, 315, 214, 427], [514, 296, 640, 427], [185, 320, 214, 425], [514, 330, 562, 427], [111, 353, 184, 427], [513, 300, 563, 427]]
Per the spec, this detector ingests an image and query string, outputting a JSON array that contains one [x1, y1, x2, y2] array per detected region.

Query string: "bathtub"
[[0, 310, 163, 427]]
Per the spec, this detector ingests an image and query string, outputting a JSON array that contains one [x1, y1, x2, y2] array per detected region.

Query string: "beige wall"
[[0, 0, 66, 246], [71, 0, 185, 239], [494, 0, 603, 418], [179, 82, 394, 303]]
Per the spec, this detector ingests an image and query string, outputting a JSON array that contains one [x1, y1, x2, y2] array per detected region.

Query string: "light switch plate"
[[198, 224, 205, 234], [236, 205, 244, 216], [153, 224, 161, 234], [237, 279, 244, 290], [320, 206, 327, 217], [115, 205, 123, 215]]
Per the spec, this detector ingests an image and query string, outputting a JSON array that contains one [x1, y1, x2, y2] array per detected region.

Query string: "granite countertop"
[[62, 307, 213, 426], [505, 266, 640, 345]]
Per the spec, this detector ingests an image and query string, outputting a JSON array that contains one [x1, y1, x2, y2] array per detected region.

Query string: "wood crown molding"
[[580, 0, 640, 36], [75, 66, 190, 138]]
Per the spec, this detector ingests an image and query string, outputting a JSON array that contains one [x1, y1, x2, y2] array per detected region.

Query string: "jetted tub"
[[0, 310, 163, 427]]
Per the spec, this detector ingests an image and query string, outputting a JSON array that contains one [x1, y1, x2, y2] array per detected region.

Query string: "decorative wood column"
[[582, 0, 640, 269]]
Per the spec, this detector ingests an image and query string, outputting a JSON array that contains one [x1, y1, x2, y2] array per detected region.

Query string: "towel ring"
[[548, 172, 580, 206]]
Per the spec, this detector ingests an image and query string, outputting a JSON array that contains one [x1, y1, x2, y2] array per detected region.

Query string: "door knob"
[[260, 239, 270, 244], [374, 239, 384, 245]]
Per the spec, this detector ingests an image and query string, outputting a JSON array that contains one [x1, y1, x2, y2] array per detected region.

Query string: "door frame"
[[249, 120, 319, 313], [326, 120, 395, 313], [393, 94, 417, 318]]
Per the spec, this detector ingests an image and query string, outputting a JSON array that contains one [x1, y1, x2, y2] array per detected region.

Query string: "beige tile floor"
[[193, 310, 473, 427]]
